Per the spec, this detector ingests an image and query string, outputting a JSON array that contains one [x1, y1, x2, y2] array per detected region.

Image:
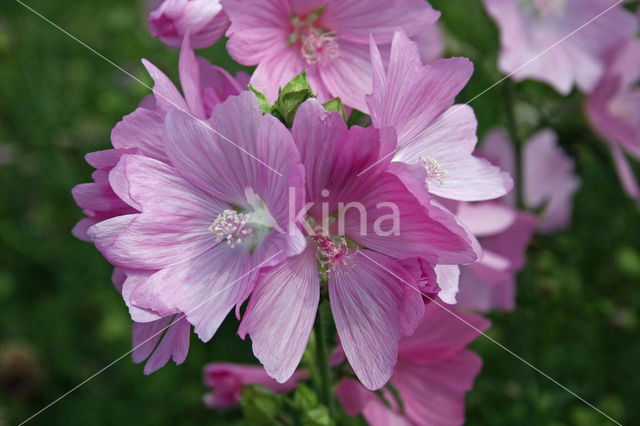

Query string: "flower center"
[[210, 210, 253, 248], [288, 9, 339, 65], [311, 231, 351, 272], [419, 156, 448, 187]]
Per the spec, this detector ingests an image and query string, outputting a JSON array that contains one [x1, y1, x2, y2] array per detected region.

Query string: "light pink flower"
[[367, 31, 513, 202], [587, 39, 640, 203], [149, 0, 229, 49], [221, 0, 440, 111], [202, 363, 305, 408], [480, 128, 580, 233], [455, 202, 537, 312], [88, 92, 306, 343], [414, 22, 445, 64], [482, 0, 638, 94], [238, 99, 478, 390], [72, 37, 248, 241], [336, 303, 490, 426]]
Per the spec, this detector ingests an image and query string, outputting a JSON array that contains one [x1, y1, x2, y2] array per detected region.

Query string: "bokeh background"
[[1, 0, 639, 424]]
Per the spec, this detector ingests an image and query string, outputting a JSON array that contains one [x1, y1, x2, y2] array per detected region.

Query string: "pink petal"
[[141, 59, 188, 113], [131, 245, 254, 341], [610, 143, 640, 202], [238, 246, 319, 382], [179, 35, 206, 119], [321, 0, 440, 44], [456, 202, 517, 237], [329, 250, 424, 390], [397, 303, 490, 365]]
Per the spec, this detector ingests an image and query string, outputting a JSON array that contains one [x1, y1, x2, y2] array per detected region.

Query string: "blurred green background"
[[1, 0, 639, 424]]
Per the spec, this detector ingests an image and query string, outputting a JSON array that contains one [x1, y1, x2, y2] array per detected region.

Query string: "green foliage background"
[[0, 0, 639, 424]]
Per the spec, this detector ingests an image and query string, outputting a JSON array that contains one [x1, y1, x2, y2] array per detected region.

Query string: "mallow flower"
[[587, 39, 640, 203], [220, 0, 440, 111], [72, 39, 262, 373], [238, 99, 478, 390], [481, 0, 638, 94], [481, 128, 580, 233], [149, 0, 230, 49], [88, 92, 307, 344], [366, 31, 513, 202], [335, 303, 490, 426]]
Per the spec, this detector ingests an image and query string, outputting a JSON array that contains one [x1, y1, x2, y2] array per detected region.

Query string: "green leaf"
[[323, 98, 346, 121], [240, 385, 283, 422], [301, 405, 332, 426], [293, 384, 319, 411], [249, 85, 272, 115]]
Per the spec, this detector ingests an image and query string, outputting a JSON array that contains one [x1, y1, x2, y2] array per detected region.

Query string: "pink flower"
[[336, 303, 490, 426], [149, 0, 229, 49], [202, 363, 305, 408], [88, 92, 306, 343], [454, 202, 537, 312], [238, 99, 478, 390], [587, 39, 640, 203], [482, 0, 638, 94], [481, 128, 580, 233], [220, 0, 440, 111], [72, 37, 248, 241], [367, 31, 513, 202]]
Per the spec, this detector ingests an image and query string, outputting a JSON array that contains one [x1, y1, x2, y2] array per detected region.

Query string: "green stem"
[[314, 300, 335, 417], [503, 80, 525, 210]]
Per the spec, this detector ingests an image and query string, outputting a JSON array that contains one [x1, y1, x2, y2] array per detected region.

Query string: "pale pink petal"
[[609, 143, 640, 202], [523, 129, 580, 232], [478, 128, 517, 206], [397, 303, 490, 364], [132, 315, 190, 375], [111, 107, 167, 162], [131, 245, 254, 341], [238, 246, 320, 383], [320, 0, 440, 44], [456, 202, 517, 237], [434, 265, 460, 305], [179, 35, 206, 119], [141, 59, 188, 113], [329, 250, 424, 390]]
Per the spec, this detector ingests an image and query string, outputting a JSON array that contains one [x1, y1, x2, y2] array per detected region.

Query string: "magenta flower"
[[587, 39, 640, 203], [88, 92, 306, 343], [220, 0, 440, 111], [455, 202, 537, 312], [336, 303, 490, 426], [149, 0, 229, 49], [203, 363, 306, 408], [482, 0, 638, 94], [367, 31, 513, 202], [238, 100, 477, 390], [481, 128, 580, 233]]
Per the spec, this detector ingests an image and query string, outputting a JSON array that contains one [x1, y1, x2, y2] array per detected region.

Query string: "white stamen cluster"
[[210, 209, 253, 248], [420, 156, 448, 187]]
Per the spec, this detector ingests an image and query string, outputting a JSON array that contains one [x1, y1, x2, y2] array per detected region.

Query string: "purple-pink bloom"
[[336, 303, 490, 426], [72, 36, 248, 241], [220, 0, 440, 111], [587, 39, 640, 203], [482, 0, 638, 94], [203, 363, 306, 408], [480, 128, 580, 233], [89, 92, 306, 343], [238, 99, 478, 390], [149, 0, 229, 49], [367, 31, 513, 202]]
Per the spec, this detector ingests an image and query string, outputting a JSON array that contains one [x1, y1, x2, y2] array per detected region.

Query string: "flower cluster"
[[72, 0, 639, 424]]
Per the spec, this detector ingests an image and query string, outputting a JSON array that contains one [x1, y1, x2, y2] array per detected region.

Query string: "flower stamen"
[[210, 209, 253, 248]]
